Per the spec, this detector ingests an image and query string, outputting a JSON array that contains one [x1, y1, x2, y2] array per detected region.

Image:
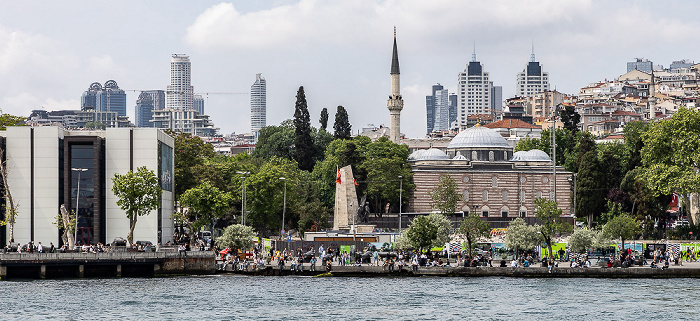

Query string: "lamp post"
[[398, 175, 403, 232], [237, 171, 249, 225], [71, 167, 88, 247], [279, 177, 287, 236]]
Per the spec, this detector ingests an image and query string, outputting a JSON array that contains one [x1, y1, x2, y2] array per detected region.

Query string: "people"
[[310, 256, 316, 271], [510, 259, 518, 267]]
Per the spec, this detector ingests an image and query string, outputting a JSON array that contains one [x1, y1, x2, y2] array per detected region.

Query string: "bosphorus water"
[[1, 275, 699, 320]]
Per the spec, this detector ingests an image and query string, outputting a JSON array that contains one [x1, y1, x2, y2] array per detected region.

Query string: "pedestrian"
[[310, 256, 316, 271], [37, 242, 43, 253]]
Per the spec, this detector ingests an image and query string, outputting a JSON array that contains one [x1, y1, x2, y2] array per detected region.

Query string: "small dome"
[[448, 126, 510, 149], [511, 149, 551, 162], [408, 150, 426, 160], [452, 154, 467, 160], [415, 148, 448, 161]]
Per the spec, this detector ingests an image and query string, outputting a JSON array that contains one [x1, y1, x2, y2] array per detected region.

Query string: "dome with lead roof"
[[414, 148, 448, 161], [447, 125, 510, 149], [511, 149, 551, 162]]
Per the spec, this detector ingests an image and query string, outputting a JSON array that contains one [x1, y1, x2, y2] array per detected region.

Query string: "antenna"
[[530, 40, 535, 62], [472, 40, 476, 62]]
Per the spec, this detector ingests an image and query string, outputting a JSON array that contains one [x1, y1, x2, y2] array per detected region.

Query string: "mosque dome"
[[414, 148, 449, 161], [511, 149, 551, 162], [408, 149, 426, 160], [447, 125, 510, 149]]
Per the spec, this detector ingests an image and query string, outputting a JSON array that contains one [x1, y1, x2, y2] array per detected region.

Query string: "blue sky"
[[0, 0, 697, 138]]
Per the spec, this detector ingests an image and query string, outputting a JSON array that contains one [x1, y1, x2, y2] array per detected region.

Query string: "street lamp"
[[568, 173, 578, 218], [398, 175, 403, 232], [279, 177, 287, 236], [71, 167, 88, 247], [237, 171, 249, 225]]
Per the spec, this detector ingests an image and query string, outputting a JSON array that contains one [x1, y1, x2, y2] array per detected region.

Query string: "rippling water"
[[1, 276, 699, 320]]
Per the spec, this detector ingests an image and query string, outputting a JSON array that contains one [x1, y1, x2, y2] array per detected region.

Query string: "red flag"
[[335, 170, 342, 184], [353, 178, 358, 186]]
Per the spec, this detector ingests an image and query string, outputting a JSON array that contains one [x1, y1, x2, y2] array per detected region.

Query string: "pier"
[[0, 251, 216, 279]]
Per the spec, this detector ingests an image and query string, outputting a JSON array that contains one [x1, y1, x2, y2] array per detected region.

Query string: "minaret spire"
[[387, 27, 404, 143]]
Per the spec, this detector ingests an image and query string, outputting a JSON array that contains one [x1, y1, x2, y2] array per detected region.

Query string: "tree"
[[216, 224, 256, 254], [567, 228, 595, 253], [404, 213, 452, 252], [333, 105, 352, 140], [253, 121, 296, 161], [459, 213, 491, 257], [0, 112, 25, 130], [0, 149, 19, 242], [361, 137, 414, 214], [111, 166, 162, 244], [431, 174, 460, 215], [559, 104, 580, 133], [54, 204, 76, 249], [514, 137, 540, 152], [293, 86, 315, 172], [505, 218, 542, 255], [319, 108, 329, 131], [640, 107, 700, 224], [171, 131, 216, 198], [576, 150, 605, 226], [534, 198, 572, 260], [176, 181, 233, 243], [602, 213, 640, 252]]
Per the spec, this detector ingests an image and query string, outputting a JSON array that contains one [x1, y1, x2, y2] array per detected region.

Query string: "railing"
[[0, 250, 215, 261]]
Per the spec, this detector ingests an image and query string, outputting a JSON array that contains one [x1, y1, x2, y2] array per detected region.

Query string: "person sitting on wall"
[[325, 259, 332, 273]]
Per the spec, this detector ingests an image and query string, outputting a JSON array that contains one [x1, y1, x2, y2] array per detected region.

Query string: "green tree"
[[111, 166, 162, 244], [534, 198, 572, 259], [514, 137, 540, 152], [333, 105, 352, 140], [253, 121, 295, 161], [293, 86, 315, 171], [567, 228, 596, 253], [640, 107, 700, 224], [602, 213, 640, 252], [247, 157, 301, 234], [577, 150, 605, 226], [431, 174, 460, 214], [320, 107, 329, 131], [216, 224, 256, 254], [459, 212, 491, 257], [84, 121, 106, 130], [0, 112, 25, 130], [623, 120, 649, 171], [505, 218, 542, 255], [171, 131, 216, 198], [176, 181, 233, 243], [559, 104, 581, 133], [361, 137, 414, 214], [404, 213, 451, 252]]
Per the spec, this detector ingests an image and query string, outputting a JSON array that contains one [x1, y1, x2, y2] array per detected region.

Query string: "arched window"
[[504, 151, 508, 160], [472, 151, 478, 161], [492, 176, 498, 187], [519, 206, 527, 218], [482, 190, 488, 202], [489, 151, 494, 161], [462, 175, 470, 183], [536, 191, 542, 199], [502, 190, 508, 202], [463, 190, 470, 202], [500, 206, 509, 218]]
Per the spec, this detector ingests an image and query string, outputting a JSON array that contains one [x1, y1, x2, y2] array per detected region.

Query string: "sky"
[[0, 0, 698, 138]]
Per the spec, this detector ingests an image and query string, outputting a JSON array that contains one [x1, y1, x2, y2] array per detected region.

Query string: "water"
[[1, 276, 699, 320]]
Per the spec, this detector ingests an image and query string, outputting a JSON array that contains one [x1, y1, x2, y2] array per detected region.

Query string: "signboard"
[[286, 235, 291, 243]]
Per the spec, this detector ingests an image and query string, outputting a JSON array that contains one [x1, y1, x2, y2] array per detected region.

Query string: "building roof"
[[511, 149, 551, 162], [484, 118, 540, 129], [414, 148, 448, 161], [447, 125, 510, 149], [390, 29, 400, 75]]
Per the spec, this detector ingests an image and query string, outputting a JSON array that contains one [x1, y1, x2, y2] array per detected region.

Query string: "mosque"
[[408, 124, 574, 220]]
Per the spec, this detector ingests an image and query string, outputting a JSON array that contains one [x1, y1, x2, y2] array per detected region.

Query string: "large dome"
[[511, 149, 551, 162], [448, 125, 510, 149]]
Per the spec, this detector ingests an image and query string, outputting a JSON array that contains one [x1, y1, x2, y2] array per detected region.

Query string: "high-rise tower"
[[516, 47, 549, 98], [457, 49, 492, 129], [387, 28, 404, 143], [166, 54, 193, 110], [251, 73, 267, 138]]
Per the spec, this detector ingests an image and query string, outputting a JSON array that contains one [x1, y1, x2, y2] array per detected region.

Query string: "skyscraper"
[[143, 90, 166, 110], [193, 94, 204, 115], [457, 51, 492, 129], [627, 58, 653, 73], [135, 92, 154, 128], [80, 80, 127, 117], [516, 50, 549, 98], [166, 54, 194, 110], [491, 86, 503, 111], [250, 73, 267, 137], [387, 28, 404, 143]]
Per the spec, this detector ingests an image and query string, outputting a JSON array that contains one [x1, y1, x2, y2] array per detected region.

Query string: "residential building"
[[627, 58, 653, 73], [193, 94, 204, 115], [458, 52, 492, 129], [0, 127, 174, 247], [250, 73, 267, 138], [135, 92, 155, 128], [166, 54, 193, 110], [491, 86, 503, 111], [528, 90, 565, 119], [80, 80, 127, 117], [516, 52, 550, 98]]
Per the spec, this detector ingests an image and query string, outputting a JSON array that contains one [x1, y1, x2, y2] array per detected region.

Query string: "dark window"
[[482, 211, 489, 217], [501, 211, 508, 218]]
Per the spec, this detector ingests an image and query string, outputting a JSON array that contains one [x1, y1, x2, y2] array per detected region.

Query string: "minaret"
[[387, 27, 404, 143]]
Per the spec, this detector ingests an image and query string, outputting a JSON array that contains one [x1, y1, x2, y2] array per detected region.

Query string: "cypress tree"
[[293, 86, 314, 171], [319, 108, 329, 131], [333, 105, 352, 139]]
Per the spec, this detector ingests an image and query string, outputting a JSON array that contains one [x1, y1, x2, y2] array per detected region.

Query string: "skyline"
[[0, 1, 698, 138]]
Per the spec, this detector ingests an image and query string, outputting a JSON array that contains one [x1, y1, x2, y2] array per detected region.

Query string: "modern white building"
[[0, 127, 175, 247], [458, 52, 492, 129], [250, 73, 267, 138], [516, 52, 550, 98], [166, 54, 194, 111]]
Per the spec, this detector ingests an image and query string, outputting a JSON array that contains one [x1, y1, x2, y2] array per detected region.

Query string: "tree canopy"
[[602, 213, 640, 251], [111, 166, 162, 244], [176, 181, 233, 242], [431, 174, 460, 215], [505, 218, 542, 253], [216, 224, 256, 254], [459, 212, 491, 257], [534, 198, 572, 259], [404, 213, 452, 251], [293, 86, 315, 171], [333, 105, 352, 139]]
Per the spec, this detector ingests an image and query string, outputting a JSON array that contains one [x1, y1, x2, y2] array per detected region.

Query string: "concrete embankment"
[[0, 251, 216, 279], [224, 264, 700, 278]]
